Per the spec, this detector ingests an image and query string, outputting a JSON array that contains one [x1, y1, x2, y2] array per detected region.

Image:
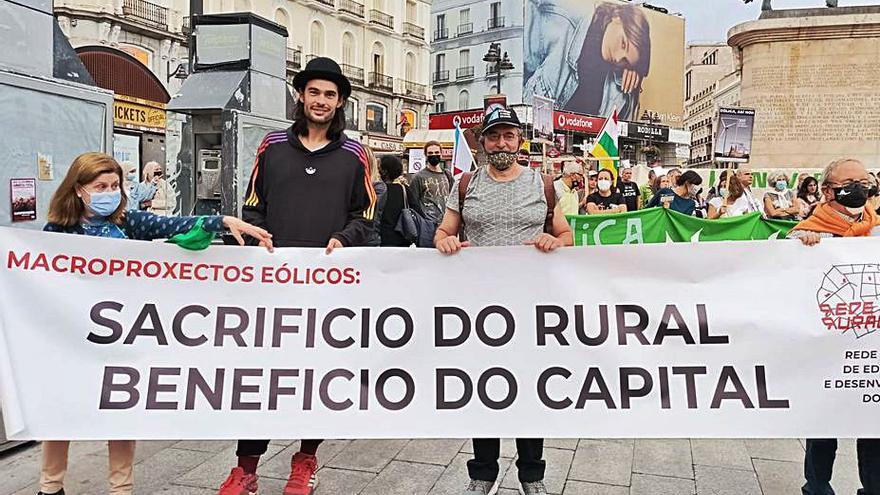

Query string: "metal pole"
[[497, 63, 502, 94], [187, 0, 203, 72]]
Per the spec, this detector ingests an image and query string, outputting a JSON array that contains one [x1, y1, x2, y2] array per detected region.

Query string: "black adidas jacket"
[[242, 128, 377, 248]]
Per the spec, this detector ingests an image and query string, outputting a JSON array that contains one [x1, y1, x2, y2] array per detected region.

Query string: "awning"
[[402, 128, 456, 148], [167, 71, 248, 113]]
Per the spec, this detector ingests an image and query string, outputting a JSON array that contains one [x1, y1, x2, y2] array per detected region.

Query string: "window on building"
[[435, 93, 445, 113], [406, 0, 416, 22], [345, 98, 359, 130], [366, 103, 387, 133], [685, 70, 692, 101], [372, 42, 385, 74], [490, 2, 501, 20], [437, 14, 446, 31], [406, 52, 416, 82], [274, 8, 289, 32], [310, 21, 324, 56], [436, 53, 445, 72], [342, 32, 355, 65], [460, 8, 469, 25], [459, 90, 469, 110]]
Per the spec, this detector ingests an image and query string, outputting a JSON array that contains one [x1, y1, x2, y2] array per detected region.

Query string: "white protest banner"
[[1, 227, 880, 440]]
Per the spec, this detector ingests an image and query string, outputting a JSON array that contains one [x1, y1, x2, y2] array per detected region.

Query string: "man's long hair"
[[291, 98, 347, 142]]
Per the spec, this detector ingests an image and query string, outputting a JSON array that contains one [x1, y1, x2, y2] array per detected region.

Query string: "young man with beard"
[[434, 106, 573, 495], [216, 57, 376, 495], [411, 140, 454, 223]]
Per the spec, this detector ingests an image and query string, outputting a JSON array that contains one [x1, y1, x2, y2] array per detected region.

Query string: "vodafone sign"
[[429, 110, 484, 130], [554, 111, 604, 133]]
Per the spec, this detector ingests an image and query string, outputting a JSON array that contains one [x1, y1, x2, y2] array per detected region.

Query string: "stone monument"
[[728, 6, 880, 169]]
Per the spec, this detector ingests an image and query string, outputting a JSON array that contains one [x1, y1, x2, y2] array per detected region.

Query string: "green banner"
[[567, 208, 798, 246]]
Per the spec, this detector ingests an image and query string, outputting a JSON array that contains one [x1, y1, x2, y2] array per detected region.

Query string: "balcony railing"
[[457, 23, 473, 36], [487, 16, 505, 30], [434, 28, 448, 40], [403, 22, 424, 40], [370, 10, 394, 29], [456, 66, 475, 80], [182, 15, 191, 35], [338, 0, 364, 18], [433, 70, 449, 83], [341, 63, 364, 85], [403, 80, 427, 99], [287, 48, 302, 70], [122, 0, 168, 29], [368, 72, 393, 92]]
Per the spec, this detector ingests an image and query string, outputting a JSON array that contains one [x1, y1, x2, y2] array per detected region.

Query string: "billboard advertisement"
[[715, 107, 756, 163], [524, 0, 685, 126]]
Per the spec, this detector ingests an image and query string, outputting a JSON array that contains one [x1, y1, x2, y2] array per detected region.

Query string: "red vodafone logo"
[[554, 111, 604, 133]]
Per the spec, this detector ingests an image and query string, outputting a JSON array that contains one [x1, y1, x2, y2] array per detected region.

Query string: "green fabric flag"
[[567, 208, 797, 246], [167, 217, 217, 251]]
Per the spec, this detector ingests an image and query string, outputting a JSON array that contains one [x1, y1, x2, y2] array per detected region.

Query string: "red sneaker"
[[283, 452, 318, 495], [217, 467, 258, 495]]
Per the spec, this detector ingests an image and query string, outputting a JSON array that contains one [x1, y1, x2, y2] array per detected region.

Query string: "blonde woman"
[[143, 161, 177, 216]]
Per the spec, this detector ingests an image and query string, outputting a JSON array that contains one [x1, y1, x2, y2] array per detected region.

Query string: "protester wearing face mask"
[[434, 105, 572, 495], [763, 172, 800, 221], [789, 158, 880, 246], [122, 163, 156, 211], [586, 168, 627, 214], [411, 140, 454, 224], [38, 152, 271, 495], [706, 170, 729, 219], [647, 170, 702, 215], [554, 162, 584, 216]]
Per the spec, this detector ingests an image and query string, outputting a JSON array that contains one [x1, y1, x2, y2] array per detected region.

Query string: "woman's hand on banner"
[[326, 238, 344, 255], [224, 217, 273, 252], [436, 237, 470, 255], [525, 233, 563, 253]]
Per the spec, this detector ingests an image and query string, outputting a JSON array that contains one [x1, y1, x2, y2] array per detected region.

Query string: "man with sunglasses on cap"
[[216, 56, 376, 495], [434, 105, 572, 495]]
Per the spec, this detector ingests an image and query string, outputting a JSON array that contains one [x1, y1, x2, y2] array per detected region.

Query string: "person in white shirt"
[[730, 167, 762, 215]]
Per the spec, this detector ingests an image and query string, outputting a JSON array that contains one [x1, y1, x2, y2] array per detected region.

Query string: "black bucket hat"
[[292, 57, 352, 99]]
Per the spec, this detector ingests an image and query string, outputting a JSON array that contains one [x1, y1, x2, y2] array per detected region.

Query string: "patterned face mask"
[[487, 151, 517, 171]]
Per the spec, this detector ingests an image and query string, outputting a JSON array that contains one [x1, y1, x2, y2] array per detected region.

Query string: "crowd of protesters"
[[32, 56, 880, 495]]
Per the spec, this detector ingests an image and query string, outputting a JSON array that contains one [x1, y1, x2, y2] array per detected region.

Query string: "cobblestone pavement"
[[0, 438, 865, 494]]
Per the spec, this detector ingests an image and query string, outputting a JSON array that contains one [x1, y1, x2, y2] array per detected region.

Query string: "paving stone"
[[744, 438, 804, 462], [753, 458, 803, 495], [133, 448, 214, 492], [396, 439, 466, 466], [632, 439, 693, 480], [133, 440, 180, 463], [173, 444, 283, 488], [325, 439, 408, 473], [172, 440, 234, 453], [500, 447, 574, 494], [360, 460, 445, 495], [427, 452, 513, 495], [258, 440, 350, 480], [0, 443, 42, 495], [312, 467, 375, 495], [149, 485, 216, 495], [544, 439, 579, 451], [694, 465, 761, 495], [568, 440, 632, 487], [690, 439, 753, 471], [561, 480, 629, 495], [630, 473, 696, 495]]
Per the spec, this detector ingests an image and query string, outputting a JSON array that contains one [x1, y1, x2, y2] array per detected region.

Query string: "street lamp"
[[483, 42, 514, 95]]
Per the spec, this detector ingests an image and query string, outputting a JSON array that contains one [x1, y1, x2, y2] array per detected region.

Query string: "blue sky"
[[661, 0, 880, 41]]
